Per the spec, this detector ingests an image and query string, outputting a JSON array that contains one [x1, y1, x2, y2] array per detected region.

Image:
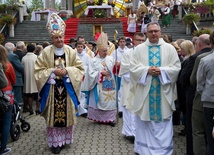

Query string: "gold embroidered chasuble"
[[34, 45, 84, 127]]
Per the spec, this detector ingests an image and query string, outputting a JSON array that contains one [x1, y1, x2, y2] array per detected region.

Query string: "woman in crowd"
[[0, 45, 16, 155], [127, 11, 137, 36], [162, 4, 171, 28], [177, 40, 195, 137], [151, 6, 161, 23]]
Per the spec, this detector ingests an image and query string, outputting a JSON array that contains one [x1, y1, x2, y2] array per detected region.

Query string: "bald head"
[[195, 34, 211, 52], [198, 34, 210, 46]]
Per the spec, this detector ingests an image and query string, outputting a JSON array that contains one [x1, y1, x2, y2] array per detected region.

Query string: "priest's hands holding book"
[[148, 66, 161, 76]]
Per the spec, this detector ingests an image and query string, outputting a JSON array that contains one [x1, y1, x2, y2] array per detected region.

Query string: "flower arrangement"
[[0, 33, 5, 44], [183, 13, 200, 25], [0, 14, 16, 26], [182, 2, 214, 15], [94, 9, 106, 18], [58, 13, 67, 21], [192, 28, 212, 36]]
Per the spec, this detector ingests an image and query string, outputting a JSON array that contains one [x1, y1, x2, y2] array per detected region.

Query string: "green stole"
[[149, 46, 162, 122]]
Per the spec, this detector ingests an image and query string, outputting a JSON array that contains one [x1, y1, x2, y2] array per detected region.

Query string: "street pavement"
[[7, 112, 186, 155]]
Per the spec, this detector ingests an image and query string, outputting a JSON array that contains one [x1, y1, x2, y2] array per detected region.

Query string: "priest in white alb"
[[127, 22, 181, 155]]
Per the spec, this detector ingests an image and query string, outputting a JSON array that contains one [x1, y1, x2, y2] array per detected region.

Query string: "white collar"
[[55, 47, 64, 56]]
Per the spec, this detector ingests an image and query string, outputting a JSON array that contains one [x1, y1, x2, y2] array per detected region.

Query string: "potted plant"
[[94, 9, 106, 18], [183, 13, 200, 25], [59, 13, 67, 21], [183, 13, 200, 34], [0, 14, 16, 26], [192, 28, 212, 36]]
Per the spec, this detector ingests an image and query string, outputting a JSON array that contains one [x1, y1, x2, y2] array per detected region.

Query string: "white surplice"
[[111, 46, 129, 112], [119, 47, 136, 137], [76, 50, 91, 115]]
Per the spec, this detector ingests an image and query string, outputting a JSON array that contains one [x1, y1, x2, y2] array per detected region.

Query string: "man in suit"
[[180, 34, 211, 155], [190, 35, 212, 155], [14, 41, 26, 61], [5, 42, 24, 106], [196, 31, 214, 155]]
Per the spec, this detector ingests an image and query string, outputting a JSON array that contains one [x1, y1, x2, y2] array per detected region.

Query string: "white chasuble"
[[82, 55, 117, 110], [127, 38, 181, 121]]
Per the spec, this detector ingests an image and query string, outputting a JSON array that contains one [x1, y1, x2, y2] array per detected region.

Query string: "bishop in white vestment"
[[82, 32, 117, 126]]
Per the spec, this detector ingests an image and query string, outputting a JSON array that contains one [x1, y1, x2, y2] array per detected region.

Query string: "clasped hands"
[[101, 68, 110, 77], [148, 66, 161, 76], [54, 68, 67, 77]]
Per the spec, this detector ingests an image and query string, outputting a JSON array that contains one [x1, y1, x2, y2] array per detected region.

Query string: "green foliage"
[[193, 28, 212, 36], [30, 0, 44, 10], [55, 2, 61, 11], [183, 13, 200, 25], [0, 14, 16, 26], [0, 33, 5, 45], [94, 9, 106, 18], [0, 4, 7, 13], [5, 0, 15, 5]]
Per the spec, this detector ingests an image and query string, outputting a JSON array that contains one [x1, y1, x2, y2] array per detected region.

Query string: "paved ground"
[[7, 112, 186, 155]]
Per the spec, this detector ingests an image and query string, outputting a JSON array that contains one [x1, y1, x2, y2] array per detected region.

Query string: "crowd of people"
[[0, 8, 214, 155], [127, 0, 178, 35]]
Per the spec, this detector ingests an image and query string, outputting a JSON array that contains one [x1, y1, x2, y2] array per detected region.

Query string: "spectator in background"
[[0, 45, 16, 155], [197, 31, 214, 155], [42, 41, 50, 49], [151, 6, 161, 23], [14, 41, 26, 61], [22, 44, 40, 115], [162, 4, 171, 28], [34, 45, 43, 56], [22, 0, 29, 20], [5, 42, 24, 107], [179, 34, 211, 155], [68, 38, 76, 49], [87, 41, 97, 54], [127, 11, 137, 36]]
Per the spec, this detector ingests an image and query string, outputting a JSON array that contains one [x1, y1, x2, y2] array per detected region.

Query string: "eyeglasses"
[[147, 30, 160, 33], [135, 39, 145, 42]]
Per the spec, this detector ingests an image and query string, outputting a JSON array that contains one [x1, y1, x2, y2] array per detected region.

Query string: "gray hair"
[[147, 22, 161, 30], [5, 42, 15, 52], [16, 41, 25, 49]]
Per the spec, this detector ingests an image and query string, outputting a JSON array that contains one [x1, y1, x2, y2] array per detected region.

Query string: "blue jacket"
[[8, 51, 24, 86]]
